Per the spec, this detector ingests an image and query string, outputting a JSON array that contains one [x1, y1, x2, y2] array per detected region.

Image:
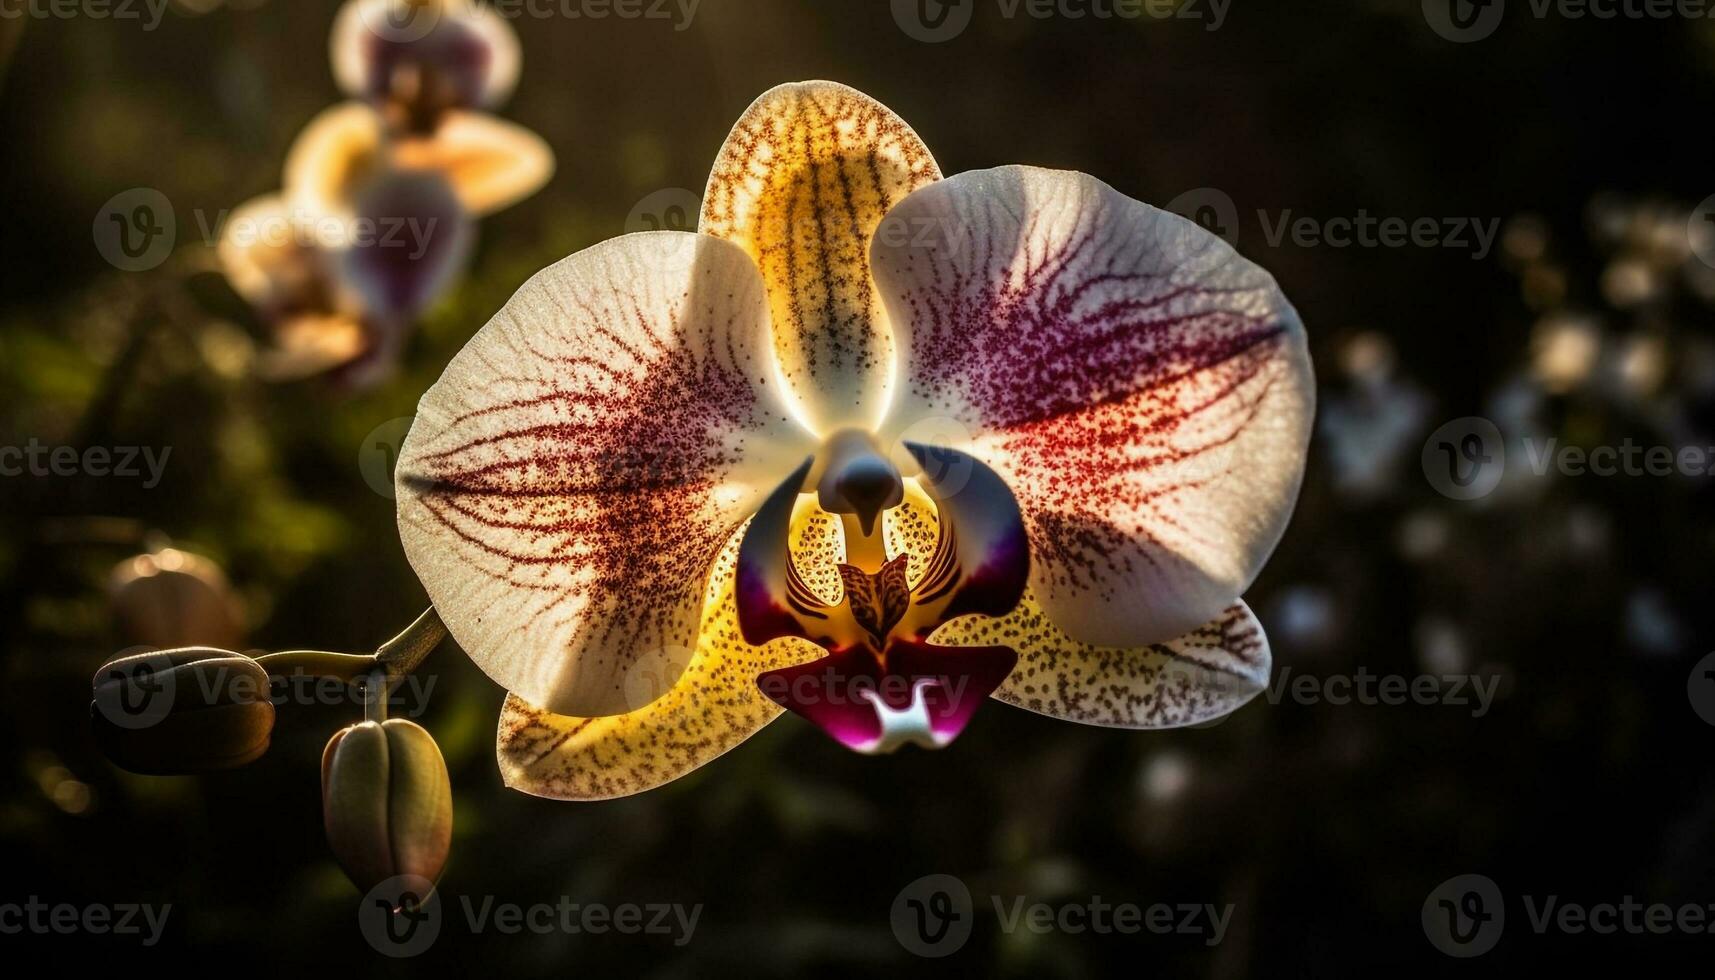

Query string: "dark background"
[[2, 0, 1714, 975]]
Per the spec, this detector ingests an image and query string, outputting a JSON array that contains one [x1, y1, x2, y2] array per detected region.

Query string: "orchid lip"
[[756, 641, 1019, 754]]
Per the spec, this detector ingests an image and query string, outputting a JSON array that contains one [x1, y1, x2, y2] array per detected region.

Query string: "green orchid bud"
[[322, 718, 452, 895], [90, 647, 274, 775]]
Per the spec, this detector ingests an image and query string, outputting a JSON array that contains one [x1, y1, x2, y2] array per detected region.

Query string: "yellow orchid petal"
[[497, 499, 834, 800], [940, 596, 1271, 729], [394, 110, 554, 217], [282, 102, 388, 228], [217, 194, 332, 314], [701, 81, 941, 435], [259, 313, 372, 380]]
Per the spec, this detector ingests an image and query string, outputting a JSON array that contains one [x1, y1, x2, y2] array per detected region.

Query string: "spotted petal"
[[940, 598, 1271, 729], [700, 81, 941, 435], [498, 521, 825, 800], [871, 166, 1314, 648], [396, 232, 815, 718]]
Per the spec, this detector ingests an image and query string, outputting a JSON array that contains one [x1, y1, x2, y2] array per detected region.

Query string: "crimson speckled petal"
[[395, 232, 816, 718], [872, 166, 1315, 649]]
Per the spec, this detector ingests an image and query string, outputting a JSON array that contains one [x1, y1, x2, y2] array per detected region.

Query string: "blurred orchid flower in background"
[[219, 0, 552, 387], [394, 81, 1315, 800]]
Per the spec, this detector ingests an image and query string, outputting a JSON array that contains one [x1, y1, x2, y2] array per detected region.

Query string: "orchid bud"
[[108, 548, 244, 651], [331, 0, 521, 132], [90, 648, 274, 775], [322, 719, 452, 894]]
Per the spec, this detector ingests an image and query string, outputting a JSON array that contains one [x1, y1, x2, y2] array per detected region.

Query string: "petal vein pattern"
[[872, 166, 1314, 648], [396, 232, 814, 717]]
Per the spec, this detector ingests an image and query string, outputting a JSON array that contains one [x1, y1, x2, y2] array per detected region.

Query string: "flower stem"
[[363, 669, 389, 725], [375, 606, 446, 681]]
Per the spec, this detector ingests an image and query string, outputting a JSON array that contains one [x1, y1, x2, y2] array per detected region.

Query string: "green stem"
[[375, 607, 446, 681], [256, 607, 443, 691], [363, 669, 389, 725]]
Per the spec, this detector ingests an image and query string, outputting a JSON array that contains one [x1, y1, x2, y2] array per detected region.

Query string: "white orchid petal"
[[397, 232, 815, 718], [872, 166, 1314, 648]]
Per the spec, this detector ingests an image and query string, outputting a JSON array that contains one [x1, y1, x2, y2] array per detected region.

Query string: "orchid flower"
[[395, 81, 1314, 800], [220, 0, 552, 385]]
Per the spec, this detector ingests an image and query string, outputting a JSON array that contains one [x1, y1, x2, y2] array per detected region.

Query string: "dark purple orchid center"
[[737, 439, 1030, 754], [363, 16, 494, 132]]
